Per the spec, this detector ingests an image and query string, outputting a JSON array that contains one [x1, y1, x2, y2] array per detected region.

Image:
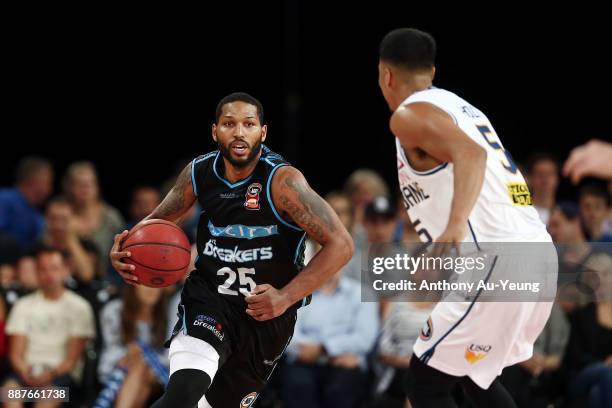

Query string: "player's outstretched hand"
[[563, 139, 612, 184], [110, 230, 139, 285], [245, 284, 291, 321]]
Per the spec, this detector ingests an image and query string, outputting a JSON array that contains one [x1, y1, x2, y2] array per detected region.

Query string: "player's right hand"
[[110, 230, 139, 285]]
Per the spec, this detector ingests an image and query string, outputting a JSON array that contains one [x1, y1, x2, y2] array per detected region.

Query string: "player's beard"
[[218, 138, 262, 169]]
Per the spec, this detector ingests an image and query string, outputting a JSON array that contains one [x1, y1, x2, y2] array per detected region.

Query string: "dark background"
[[3, 3, 611, 214]]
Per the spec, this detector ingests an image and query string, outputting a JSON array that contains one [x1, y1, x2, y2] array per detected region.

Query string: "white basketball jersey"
[[395, 87, 549, 243]]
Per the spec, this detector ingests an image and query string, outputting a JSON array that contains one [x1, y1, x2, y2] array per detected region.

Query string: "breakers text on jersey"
[[202, 239, 273, 263]]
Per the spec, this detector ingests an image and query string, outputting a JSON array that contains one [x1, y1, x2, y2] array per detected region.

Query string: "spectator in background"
[[579, 183, 612, 242], [563, 139, 612, 184], [363, 197, 402, 319], [526, 153, 560, 225], [15, 256, 38, 291], [548, 202, 596, 312], [1, 255, 39, 316], [565, 252, 612, 408], [98, 284, 169, 408], [304, 191, 362, 281], [281, 268, 379, 408], [127, 186, 161, 229], [1, 261, 16, 289], [39, 197, 96, 284], [363, 196, 399, 244], [3, 247, 95, 408], [374, 298, 435, 408], [0, 157, 53, 249], [62, 161, 125, 274], [344, 169, 389, 249]]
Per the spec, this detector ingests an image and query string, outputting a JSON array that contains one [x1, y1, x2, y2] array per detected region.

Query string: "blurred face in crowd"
[[363, 216, 397, 243], [528, 159, 559, 198], [31, 167, 54, 205], [327, 195, 354, 231], [135, 285, 163, 307], [17, 256, 38, 289], [548, 208, 582, 242], [36, 251, 68, 294], [579, 193, 608, 235], [213, 102, 267, 168], [0, 264, 15, 287], [20, 166, 54, 206], [69, 167, 99, 206], [46, 201, 73, 238], [130, 188, 161, 221], [350, 178, 380, 210]]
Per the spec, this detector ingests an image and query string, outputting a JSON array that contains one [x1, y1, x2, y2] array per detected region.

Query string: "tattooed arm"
[[245, 166, 354, 321], [109, 163, 196, 284], [147, 163, 197, 222]]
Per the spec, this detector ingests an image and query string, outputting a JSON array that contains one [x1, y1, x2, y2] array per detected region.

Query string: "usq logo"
[[464, 344, 492, 364]]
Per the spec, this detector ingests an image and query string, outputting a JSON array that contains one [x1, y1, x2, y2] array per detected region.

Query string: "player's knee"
[[151, 369, 211, 408], [169, 333, 220, 381]]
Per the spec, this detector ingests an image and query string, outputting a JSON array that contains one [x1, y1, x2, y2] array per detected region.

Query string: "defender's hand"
[[245, 284, 291, 321], [110, 230, 139, 285]]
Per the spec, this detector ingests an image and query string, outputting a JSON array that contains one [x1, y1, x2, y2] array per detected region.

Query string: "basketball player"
[[378, 28, 557, 407], [109, 93, 354, 407]]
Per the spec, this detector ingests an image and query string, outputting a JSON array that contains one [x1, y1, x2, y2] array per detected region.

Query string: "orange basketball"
[[120, 219, 191, 288]]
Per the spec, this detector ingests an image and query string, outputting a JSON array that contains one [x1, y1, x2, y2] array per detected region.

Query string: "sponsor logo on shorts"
[[244, 183, 263, 210], [208, 221, 278, 240], [193, 314, 224, 341], [240, 392, 258, 407], [202, 239, 273, 263], [419, 317, 433, 341], [506, 182, 532, 206], [464, 344, 492, 364]]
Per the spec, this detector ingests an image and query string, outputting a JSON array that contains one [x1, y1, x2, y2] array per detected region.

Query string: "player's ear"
[[261, 124, 267, 142], [431, 66, 436, 81], [384, 66, 393, 88], [211, 124, 217, 142]]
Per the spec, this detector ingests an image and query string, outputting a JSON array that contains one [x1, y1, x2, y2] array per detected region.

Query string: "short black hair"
[[379, 28, 436, 70], [579, 183, 611, 207], [525, 152, 560, 174], [33, 243, 67, 262], [216, 92, 264, 124]]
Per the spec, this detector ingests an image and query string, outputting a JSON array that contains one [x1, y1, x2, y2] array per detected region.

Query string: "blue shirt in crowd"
[[286, 277, 379, 369], [0, 188, 45, 248]]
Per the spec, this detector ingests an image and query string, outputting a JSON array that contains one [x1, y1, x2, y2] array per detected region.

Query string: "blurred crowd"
[[0, 146, 611, 408]]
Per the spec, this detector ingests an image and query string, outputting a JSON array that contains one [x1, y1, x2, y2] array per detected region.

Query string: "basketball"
[[120, 219, 191, 288]]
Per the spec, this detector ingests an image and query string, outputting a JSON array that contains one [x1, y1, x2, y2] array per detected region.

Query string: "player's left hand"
[[432, 223, 468, 256], [245, 284, 291, 321]]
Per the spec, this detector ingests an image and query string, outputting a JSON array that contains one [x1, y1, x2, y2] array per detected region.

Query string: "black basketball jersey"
[[190, 145, 309, 310]]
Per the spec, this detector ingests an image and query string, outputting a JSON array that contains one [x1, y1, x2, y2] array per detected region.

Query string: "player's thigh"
[[206, 311, 296, 407]]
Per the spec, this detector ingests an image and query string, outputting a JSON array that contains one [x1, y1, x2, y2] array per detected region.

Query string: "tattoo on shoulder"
[[279, 173, 335, 241], [152, 164, 192, 219]]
